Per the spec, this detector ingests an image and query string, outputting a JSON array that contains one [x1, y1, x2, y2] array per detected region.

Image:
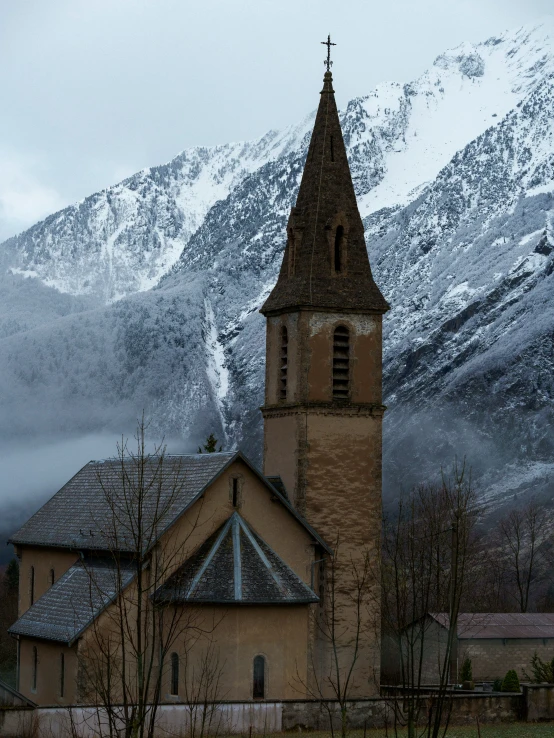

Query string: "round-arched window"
[[253, 655, 265, 699]]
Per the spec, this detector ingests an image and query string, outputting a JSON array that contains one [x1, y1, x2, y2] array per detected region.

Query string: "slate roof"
[[9, 557, 135, 645], [9, 452, 236, 551], [9, 451, 331, 555], [261, 72, 389, 316], [154, 512, 318, 605], [431, 613, 554, 639]]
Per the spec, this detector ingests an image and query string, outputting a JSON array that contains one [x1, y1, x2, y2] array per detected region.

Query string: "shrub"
[[523, 651, 554, 683], [501, 669, 521, 692], [493, 678, 503, 692], [460, 656, 472, 682]]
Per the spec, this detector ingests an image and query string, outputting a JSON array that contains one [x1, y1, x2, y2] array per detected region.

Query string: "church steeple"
[[261, 68, 389, 315], [261, 55, 386, 695]]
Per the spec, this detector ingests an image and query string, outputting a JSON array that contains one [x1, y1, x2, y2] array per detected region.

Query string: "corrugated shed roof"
[[154, 512, 318, 605], [10, 453, 236, 551], [9, 557, 135, 645], [431, 612, 554, 639]]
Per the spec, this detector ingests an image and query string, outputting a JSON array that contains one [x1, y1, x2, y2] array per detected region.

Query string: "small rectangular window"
[[60, 653, 65, 698], [170, 652, 179, 696], [32, 646, 38, 693], [30, 566, 35, 606]]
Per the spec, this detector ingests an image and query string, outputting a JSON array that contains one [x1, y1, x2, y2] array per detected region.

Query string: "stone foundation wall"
[[1, 690, 553, 737]]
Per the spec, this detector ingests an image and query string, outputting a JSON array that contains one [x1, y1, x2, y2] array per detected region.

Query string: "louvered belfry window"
[[332, 326, 350, 399], [279, 325, 288, 400]]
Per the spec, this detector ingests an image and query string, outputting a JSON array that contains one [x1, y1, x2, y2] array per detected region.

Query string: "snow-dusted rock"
[[3, 19, 554, 504]]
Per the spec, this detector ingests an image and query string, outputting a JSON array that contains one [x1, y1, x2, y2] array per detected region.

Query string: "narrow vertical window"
[[334, 225, 344, 273], [60, 653, 65, 698], [30, 566, 35, 606], [170, 652, 179, 696], [288, 229, 296, 277], [330, 135, 335, 162], [333, 326, 350, 399], [32, 646, 38, 692], [49, 569, 55, 587], [318, 560, 325, 606], [279, 326, 288, 400], [253, 655, 265, 699], [232, 477, 239, 508]]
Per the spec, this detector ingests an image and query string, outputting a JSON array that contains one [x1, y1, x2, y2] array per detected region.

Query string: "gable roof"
[[430, 612, 554, 639], [10, 452, 235, 552], [154, 512, 318, 605], [9, 557, 135, 646], [9, 451, 331, 555]]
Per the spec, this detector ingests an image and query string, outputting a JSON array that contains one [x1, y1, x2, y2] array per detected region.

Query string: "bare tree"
[[498, 498, 548, 613], [381, 463, 478, 738], [294, 537, 375, 738], [180, 639, 227, 738], [74, 417, 220, 738]]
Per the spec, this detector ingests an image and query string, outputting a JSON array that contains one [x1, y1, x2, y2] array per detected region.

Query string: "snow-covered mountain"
[[3, 19, 554, 507]]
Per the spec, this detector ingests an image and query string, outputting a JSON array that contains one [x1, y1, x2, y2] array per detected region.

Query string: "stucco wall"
[[18, 639, 78, 706], [17, 548, 78, 617], [17, 458, 319, 707], [159, 605, 310, 702]]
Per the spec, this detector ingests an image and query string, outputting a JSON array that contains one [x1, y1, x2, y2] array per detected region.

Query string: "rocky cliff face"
[[2, 20, 554, 506]]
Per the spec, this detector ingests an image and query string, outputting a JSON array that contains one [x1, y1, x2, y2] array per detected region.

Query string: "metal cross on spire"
[[321, 34, 336, 72]]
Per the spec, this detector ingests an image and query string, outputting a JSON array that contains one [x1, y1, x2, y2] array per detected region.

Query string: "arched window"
[[170, 652, 179, 696], [32, 646, 38, 692], [232, 477, 239, 508], [253, 655, 265, 699], [279, 325, 288, 400], [49, 569, 55, 587], [332, 326, 350, 399], [334, 226, 344, 273], [287, 228, 296, 277], [30, 566, 35, 606], [60, 653, 65, 698]]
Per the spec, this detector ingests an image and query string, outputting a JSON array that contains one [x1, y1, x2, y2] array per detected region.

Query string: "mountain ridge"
[[2, 19, 554, 509]]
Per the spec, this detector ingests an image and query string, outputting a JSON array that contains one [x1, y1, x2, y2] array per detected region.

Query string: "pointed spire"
[[261, 69, 389, 315]]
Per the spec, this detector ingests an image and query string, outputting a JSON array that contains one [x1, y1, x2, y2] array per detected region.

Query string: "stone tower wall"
[[263, 309, 384, 696]]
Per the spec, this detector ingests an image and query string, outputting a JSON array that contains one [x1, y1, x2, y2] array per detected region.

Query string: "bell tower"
[[260, 58, 389, 695]]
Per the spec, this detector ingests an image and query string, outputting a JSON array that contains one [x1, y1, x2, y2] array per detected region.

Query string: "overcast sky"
[[0, 0, 552, 241]]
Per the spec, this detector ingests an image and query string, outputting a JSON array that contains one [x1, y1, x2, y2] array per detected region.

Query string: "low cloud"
[[0, 149, 65, 240]]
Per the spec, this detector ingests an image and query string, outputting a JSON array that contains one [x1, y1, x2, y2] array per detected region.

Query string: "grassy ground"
[[277, 727, 554, 738]]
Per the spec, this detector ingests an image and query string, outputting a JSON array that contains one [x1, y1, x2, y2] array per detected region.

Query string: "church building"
[[8, 59, 389, 707]]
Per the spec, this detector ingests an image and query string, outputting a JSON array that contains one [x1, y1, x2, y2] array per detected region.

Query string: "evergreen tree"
[[501, 669, 521, 692], [4, 558, 19, 593], [523, 651, 554, 683], [460, 656, 472, 683], [197, 433, 222, 454]]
